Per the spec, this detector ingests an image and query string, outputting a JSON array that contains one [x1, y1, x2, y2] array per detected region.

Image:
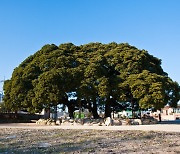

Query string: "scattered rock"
[[113, 119, 122, 126], [105, 117, 113, 126], [36, 118, 56, 125], [37, 142, 51, 148], [142, 117, 158, 125], [108, 149, 113, 152], [56, 119, 62, 125], [6, 135, 17, 139], [69, 119, 74, 123]]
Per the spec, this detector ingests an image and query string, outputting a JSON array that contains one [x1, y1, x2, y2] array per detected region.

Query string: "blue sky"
[[0, 0, 180, 91]]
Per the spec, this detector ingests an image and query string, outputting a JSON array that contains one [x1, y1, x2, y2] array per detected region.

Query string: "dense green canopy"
[[3, 42, 180, 118]]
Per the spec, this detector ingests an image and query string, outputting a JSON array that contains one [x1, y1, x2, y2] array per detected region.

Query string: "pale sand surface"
[[0, 123, 180, 132], [0, 123, 180, 153]]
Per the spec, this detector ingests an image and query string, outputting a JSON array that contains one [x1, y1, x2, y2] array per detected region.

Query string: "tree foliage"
[[3, 42, 180, 118]]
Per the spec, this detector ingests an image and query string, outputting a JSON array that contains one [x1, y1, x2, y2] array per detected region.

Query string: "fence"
[[0, 113, 42, 123]]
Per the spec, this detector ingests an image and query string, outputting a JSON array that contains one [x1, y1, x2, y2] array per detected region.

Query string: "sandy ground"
[[0, 123, 180, 132], [0, 123, 180, 153], [0, 126, 180, 153]]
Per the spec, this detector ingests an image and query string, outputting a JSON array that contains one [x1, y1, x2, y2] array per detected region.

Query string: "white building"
[[0, 92, 3, 103]]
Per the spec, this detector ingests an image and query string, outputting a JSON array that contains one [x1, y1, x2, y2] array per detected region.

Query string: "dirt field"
[[0, 127, 180, 153]]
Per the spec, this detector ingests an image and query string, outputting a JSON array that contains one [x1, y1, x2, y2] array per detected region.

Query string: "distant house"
[[160, 105, 180, 120]]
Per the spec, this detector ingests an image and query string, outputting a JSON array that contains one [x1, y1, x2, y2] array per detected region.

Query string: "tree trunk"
[[54, 105, 57, 121], [67, 105, 75, 119], [63, 97, 75, 119], [131, 96, 135, 119], [105, 98, 112, 118], [112, 108, 114, 119], [92, 100, 99, 119], [45, 108, 50, 119], [158, 109, 162, 122], [14, 110, 18, 119]]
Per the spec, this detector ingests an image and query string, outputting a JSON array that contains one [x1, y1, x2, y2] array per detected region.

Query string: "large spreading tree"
[[3, 42, 180, 118]]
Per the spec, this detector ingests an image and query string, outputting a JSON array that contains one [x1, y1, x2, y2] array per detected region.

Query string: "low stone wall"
[[36, 117, 158, 126]]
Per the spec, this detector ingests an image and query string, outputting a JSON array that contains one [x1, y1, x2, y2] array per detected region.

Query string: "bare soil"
[[0, 128, 180, 154]]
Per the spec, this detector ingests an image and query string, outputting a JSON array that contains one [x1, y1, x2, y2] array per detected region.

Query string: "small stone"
[[51, 122, 56, 126], [37, 142, 51, 148], [69, 119, 74, 123], [6, 135, 16, 139], [105, 117, 113, 126]]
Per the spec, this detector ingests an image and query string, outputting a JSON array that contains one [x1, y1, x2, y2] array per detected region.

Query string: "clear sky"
[[0, 0, 180, 91]]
